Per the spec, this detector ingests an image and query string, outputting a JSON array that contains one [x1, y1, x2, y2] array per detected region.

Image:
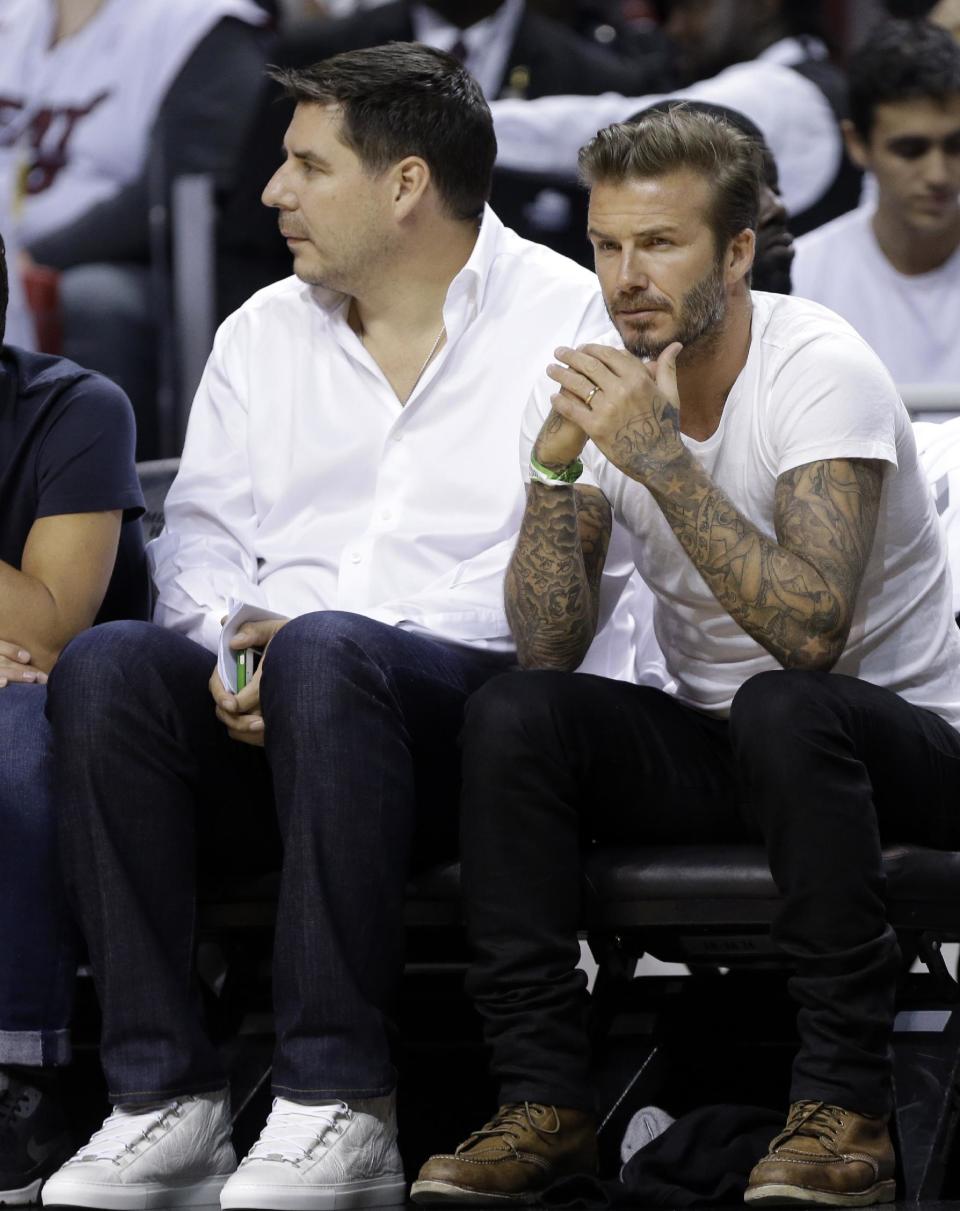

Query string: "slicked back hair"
[[849, 20, 960, 141], [269, 42, 497, 222], [578, 104, 763, 257]]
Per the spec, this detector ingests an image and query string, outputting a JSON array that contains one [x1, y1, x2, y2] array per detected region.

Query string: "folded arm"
[[0, 511, 122, 673]]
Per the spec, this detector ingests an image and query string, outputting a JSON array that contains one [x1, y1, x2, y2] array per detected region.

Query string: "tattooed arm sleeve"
[[505, 482, 613, 671], [639, 450, 885, 670]]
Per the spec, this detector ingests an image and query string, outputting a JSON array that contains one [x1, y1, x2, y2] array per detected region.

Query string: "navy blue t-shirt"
[[0, 345, 150, 625]]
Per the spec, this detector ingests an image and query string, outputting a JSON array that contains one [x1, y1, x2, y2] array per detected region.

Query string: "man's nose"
[[923, 146, 952, 188], [617, 252, 650, 292], [261, 164, 294, 210]]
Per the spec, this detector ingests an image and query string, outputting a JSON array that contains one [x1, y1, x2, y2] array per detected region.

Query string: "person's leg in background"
[[731, 670, 960, 1206], [0, 684, 76, 1203]]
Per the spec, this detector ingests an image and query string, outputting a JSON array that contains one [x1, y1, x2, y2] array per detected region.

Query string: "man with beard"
[[632, 99, 794, 294], [412, 105, 960, 1207]]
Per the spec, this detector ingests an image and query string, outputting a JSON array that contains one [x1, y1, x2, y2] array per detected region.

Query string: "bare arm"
[[0, 511, 122, 672], [505, 480, 612, 671], [506, 405, 613, 670], [639, 446, 882, 670], [551, 342, 884, 671]]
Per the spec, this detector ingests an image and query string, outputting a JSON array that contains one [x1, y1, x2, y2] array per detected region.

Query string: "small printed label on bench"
[[893, 1010, 952, 1033]]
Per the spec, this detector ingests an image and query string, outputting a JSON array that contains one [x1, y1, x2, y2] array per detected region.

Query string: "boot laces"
[[457, 1102, 560, 1158], [771, 1101, 846, 1157], [245, 1098, 349, 1164], [70, 1101, 184, 1163]]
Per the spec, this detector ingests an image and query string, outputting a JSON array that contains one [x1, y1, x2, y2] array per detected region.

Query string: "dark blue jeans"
[[460, 669, 960, 1119], [47, 612, 510, 1105], [0, 685, 75, 1066]]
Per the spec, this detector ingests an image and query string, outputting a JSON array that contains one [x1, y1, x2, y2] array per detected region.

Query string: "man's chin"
[[613, 317, 672, 360]]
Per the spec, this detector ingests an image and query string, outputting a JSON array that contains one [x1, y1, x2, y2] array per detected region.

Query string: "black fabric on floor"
[[541, 1105, 783, 1207]]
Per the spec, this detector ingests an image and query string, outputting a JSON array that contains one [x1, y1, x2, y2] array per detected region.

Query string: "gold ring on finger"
[[584, 385, 599, 406]]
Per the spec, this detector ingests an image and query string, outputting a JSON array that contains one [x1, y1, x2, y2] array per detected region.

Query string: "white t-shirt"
[[524, 291, 960, 726], [792, 205, 960, 388]]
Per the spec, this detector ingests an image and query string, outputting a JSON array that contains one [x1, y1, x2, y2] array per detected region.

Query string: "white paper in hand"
[[218, 599, 288, 693]]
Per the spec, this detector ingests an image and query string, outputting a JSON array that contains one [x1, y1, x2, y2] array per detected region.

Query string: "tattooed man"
[[413, 106, 960, 1208]]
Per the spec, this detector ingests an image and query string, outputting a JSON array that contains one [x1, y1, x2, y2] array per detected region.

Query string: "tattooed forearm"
[[637, 450, 884, 670], [505, 482, 612, 671]]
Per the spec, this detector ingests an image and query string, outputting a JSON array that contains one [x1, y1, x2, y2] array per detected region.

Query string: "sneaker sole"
[[41, 1174, 231, 1209], [410, 1180, 539, 1206], [220, 1175, 407, 1209], [0, 1179, 43, 1206], [744, 1180, 896, 1207]]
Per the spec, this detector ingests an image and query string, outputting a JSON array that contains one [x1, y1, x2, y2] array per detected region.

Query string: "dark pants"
[[46, 612, 507, 1105], [460, 669, 960, 1119], [0, 686, 76, 1066]]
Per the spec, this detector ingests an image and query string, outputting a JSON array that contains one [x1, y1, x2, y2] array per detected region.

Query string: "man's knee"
[[729, 668, 835, 742], [262, 611, 405, 690], [461, 669, 580, 756], [50, 621, 156, 697], [48, 621, 187, 736]]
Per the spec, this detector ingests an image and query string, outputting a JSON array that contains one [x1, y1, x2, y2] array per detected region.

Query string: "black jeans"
[[46, 612, 507, 1105], [460, 669, 960, 1118]]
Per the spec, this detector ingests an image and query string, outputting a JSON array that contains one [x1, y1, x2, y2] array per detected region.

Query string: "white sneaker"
[[220, 1094, 406, 1210], [42, 1088, 236, 1209]]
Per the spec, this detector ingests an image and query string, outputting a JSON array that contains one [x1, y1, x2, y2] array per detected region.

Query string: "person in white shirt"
[[489, 0, 860, 237], [42, 44, 618, 1211], [792, 20, 960, 389], [414, 106, 960, 1207]]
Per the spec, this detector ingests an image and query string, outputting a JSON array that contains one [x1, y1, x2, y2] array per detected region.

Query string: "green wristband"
[[529, 453, 583, 486]]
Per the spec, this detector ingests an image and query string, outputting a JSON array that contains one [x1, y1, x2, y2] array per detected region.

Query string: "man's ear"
[[727, 227, 756, 285], [392, 155, 431, 219], [842, 118, 871, 172]]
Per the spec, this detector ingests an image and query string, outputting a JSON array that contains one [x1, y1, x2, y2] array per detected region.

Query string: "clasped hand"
[[208, 617, 288, 747], [545, 341, 685, 481]]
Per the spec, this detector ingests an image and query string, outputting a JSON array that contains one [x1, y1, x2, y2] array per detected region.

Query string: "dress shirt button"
[[392, 432, 404, 442], [349, 551, 362, 564], [380, 508, 392, 521]]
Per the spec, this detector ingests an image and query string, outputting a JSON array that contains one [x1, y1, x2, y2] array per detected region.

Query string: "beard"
[[607, 259, 728, 361]]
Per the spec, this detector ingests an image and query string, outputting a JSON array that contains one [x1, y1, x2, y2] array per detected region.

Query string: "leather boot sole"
[[744, 1179, 896, 1206], [410, 1179, 540, 1205]]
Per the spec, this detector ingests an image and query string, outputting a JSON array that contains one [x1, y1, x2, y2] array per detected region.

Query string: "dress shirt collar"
[[307, 203, 503, 333]]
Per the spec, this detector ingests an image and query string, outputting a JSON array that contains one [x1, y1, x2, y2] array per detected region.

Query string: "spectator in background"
[[489, 0, 856, 240], [0, 232, 147, 1206], [0, 0, 270, 459], [660, 0, 861, 234], [791, 21, 960, 387], [216, 0, 673, 313]]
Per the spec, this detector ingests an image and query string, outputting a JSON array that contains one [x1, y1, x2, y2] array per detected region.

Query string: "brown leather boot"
[[745, 1100, 896, 1206], [411, 1102, 597, 1205]]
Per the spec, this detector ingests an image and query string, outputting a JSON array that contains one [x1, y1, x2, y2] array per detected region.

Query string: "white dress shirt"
[[489, 57, 840, 218], [411, 0, 524, 100], [149, 207, 637, 672]]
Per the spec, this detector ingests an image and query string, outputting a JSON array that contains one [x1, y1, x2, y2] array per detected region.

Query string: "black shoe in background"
[[0, 1067, 73, 1205]]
